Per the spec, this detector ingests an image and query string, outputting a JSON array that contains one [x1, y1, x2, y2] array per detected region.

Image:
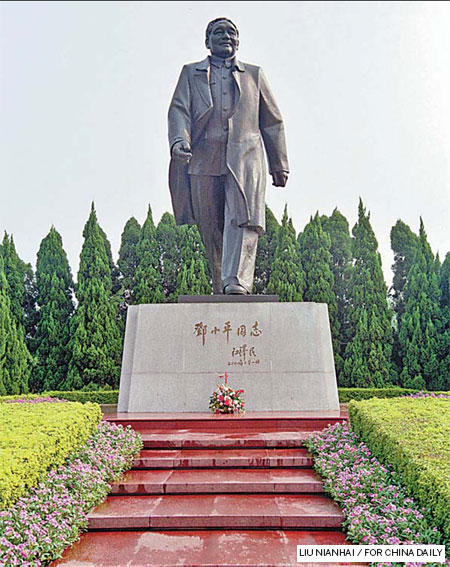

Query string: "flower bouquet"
[[209, 372, 245, 414]]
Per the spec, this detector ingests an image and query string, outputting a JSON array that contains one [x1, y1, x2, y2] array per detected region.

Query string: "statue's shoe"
[[223, 283, 248, 295]]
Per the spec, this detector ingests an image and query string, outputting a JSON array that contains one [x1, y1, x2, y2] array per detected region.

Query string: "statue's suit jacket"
[[168, 57, 289, 233]]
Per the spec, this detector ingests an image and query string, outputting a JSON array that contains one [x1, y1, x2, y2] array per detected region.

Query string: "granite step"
[[140, 429, 316, 449], [51, 529, 366, 566], [104, 411, 347, 432], [133, 447, 313, 468], [111, 468, 323, 495], [88, 494, 344, 530]]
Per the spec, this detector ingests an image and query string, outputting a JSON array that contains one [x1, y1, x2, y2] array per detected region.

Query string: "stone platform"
[[118, 300, 339, 413]]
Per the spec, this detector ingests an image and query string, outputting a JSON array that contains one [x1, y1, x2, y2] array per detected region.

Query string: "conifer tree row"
[[1, 200, 449, 394]]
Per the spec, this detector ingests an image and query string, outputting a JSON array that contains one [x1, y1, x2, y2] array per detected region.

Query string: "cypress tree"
[[64, 204, 122, 390], [118, 216, 141, 306], [398, 219, 444, 390], [267, 205, 304, 301], [98, 224, 121, 295], [253, 206, 280, 294], [320, 208, 353, 366], [342, 199, 393, 387], [31, 227, 75, 392], [156, 212, 182, 302], [134, 206, 165, 304], [299, 212, 341, 373], [438, 252, 450, 388], [176, 225, 212, 297], [0, 257, 31, 395], [390, 220, 420, 321], [0, 233, 37, 353]]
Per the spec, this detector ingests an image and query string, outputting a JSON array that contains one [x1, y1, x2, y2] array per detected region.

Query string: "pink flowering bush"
[[404, 390, 450, 399], [209, 372, 245, 414], [4, 396, 68, 404], [0, 421, 142, 566], [305, 422, 448, 567]]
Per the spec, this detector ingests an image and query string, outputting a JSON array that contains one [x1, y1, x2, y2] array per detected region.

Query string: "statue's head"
[[205, 18, 239, 59]]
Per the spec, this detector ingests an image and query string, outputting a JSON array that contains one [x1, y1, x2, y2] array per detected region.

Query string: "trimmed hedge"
[[0, 401, 102, 510], [0, 390, 119, 405], [2, 388, 449, 406], [338, 387, 450, 402], [349, 397, 450, 547]]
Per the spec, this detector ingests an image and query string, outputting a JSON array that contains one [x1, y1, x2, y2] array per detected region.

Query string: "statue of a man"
[[168, 17, 289, 295]]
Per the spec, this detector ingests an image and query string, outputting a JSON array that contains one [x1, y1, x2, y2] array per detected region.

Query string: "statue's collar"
[[195, 56, 245, 72]]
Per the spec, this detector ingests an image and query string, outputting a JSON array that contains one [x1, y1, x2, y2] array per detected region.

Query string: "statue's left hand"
[[271, 171, 288, 187]]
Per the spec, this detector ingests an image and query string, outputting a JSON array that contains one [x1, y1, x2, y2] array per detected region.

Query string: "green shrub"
[[349, 397, 450, 547], [0, 390, 119, 405], [0, 401, 102, 509], [338, 387, 450, 402]]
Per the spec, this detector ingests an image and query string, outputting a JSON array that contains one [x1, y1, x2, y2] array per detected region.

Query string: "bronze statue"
[[168, 17, 289, 295]]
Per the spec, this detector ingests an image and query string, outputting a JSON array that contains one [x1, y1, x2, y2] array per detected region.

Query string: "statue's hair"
[[205, 18, 239, 41]]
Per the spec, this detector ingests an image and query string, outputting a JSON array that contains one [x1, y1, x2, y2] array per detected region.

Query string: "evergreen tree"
[[134, 206, 165, 304], [156, 212, 182, 302], [64, 204, 122, 390], [31, 227, 75, 392], [118, 216, 141, 306], [390, 220, 420, 321], [438, 252, 450, 388], [0, 233, 37, 352], [267, 205, 304, 301], [0, 257, 31, 395], [342, 199, 393, 387], [98, 223, 121, 295], [399, 219, 444, 390], [320, 208, 353, 367], [176, 225, 212, 297], [253, 206, 280, 294], [299, 212, 341, 372]]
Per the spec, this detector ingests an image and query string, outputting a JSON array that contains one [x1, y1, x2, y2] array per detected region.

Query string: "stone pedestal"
[[118, 300, 339, 413]]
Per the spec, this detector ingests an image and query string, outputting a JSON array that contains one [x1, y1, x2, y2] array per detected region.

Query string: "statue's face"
[[206, 20, 239, 58]]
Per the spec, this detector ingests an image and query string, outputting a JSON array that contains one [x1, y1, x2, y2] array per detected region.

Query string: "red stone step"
[[51, 529, 366, 566], [140, 429, 315, 449], [88, 494, 344, 530], [134, 447, 313, 468], [104, 411, 347, 432], [111, 468, 323, 495]]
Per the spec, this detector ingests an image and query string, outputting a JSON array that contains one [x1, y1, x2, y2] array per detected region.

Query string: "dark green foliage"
[[134, 206, 165, 304], [64, 204, 122, 390], [267, 205, 304, 301], [156, 212, 183, 302], [176, 225, 212, 297], [299, 213, 341, 371], [399, 220, 445, 390], [0, 258, 31, 395], [31, 227, 75, 392], [320, 209, 353, 361], [390, 220, 420, 320], [439, 253, 450, 384], [337, 387, 450, 403], [253, 206, 280, 294], [118, 217, 141, 306], [342, 199, 393, 387]]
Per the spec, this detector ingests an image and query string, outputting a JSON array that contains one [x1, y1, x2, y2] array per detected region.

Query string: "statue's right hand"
[[172, 141, 192, 163]]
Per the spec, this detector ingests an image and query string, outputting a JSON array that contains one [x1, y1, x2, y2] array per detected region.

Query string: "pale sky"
[[1, 1, 449, 286]]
